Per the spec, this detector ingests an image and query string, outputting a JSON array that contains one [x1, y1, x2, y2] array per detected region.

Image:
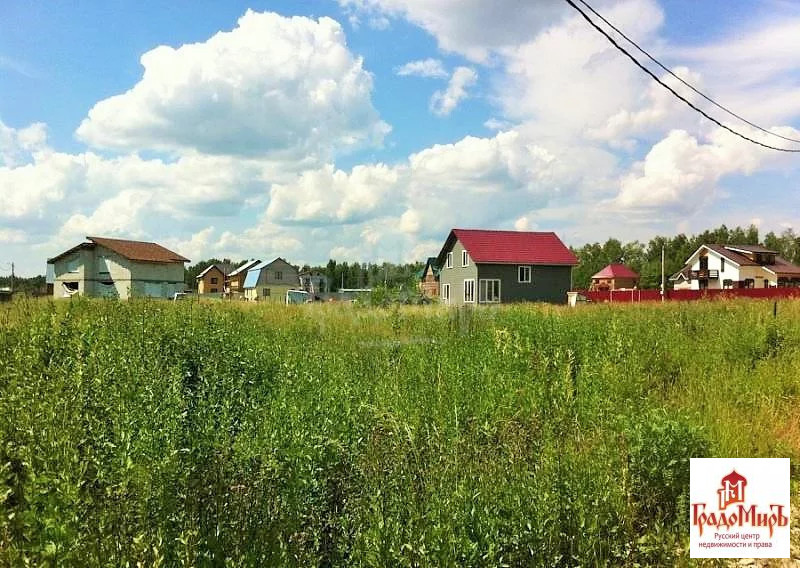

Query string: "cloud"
[[394, 58, 448, 78], [0, 228, 27, 244], [266, 163, 400, 224], [76, 10, 390, 160], [611, 128, 766, 215], [339, 0, 567, 63], [430, 66, 477, 116], [0, 120, 48, 167]]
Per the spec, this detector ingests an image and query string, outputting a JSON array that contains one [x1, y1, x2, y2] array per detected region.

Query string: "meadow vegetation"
[[1, 297, 798, 566]]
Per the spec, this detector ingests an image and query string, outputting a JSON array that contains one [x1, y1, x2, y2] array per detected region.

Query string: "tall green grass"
[[1, 297, 798, 566]]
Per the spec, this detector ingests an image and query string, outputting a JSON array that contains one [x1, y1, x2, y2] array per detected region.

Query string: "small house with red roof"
[[589, 264, 639, 291], [681, 244, 800, 290], [435, 229, 578, 305], [47, 236, 189, 299]]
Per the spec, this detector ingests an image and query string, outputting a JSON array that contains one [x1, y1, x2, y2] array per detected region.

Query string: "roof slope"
[[591, 264, 639, 279], [196, 264, 225, 279], [229, 259, 261, 277], [443, 229, 578, 266], [88, 236, 189, 263]]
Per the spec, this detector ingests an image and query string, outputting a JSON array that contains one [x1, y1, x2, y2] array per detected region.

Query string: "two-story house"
[[196, 264, 227, 294], [242, 258, 300, 302], [48, 236, 189, 299], [436, 229, 578, 305], [681, 244, 800, 289], [226, 259, 261, 298]]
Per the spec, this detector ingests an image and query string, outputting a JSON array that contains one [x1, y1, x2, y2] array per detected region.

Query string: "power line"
[[575, 0, 800, 146], [563, 0, 800, 153]]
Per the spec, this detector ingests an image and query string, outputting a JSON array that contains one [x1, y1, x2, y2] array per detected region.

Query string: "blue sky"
[[1, 0, 799, 275]]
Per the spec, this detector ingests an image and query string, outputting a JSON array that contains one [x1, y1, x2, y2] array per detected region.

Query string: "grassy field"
[[0, 297, 798, 566]]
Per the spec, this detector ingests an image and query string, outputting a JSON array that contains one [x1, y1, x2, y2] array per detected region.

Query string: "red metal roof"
[[591, 264, 639, 279], [449, 229, 578, 265]]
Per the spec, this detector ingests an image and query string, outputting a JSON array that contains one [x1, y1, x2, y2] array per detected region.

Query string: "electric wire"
[[575, 0, 800, 145], [564, 0, 800, 153]]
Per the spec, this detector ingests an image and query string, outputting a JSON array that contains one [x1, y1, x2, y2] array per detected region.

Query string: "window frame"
[[462, 250, 469, 267], [446, 252, 453, 269], [479, 279, 501, 303], [518, 265, 532, 283], [463, 279, 475, 303], [442, 283, 450, 303]]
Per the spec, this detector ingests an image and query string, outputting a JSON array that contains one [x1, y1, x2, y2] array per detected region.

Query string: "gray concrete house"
[[48, 236, 189, 299], [435, 229, 578, 305]]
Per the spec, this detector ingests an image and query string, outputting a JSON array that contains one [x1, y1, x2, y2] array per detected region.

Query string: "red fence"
[[579, 287, 800, 304]]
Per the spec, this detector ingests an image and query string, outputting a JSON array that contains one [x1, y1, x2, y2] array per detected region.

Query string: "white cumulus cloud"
[[76, 10, 390, 160]]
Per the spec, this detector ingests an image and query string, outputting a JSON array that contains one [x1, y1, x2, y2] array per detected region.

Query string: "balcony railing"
[[690, 270, 719, 280]]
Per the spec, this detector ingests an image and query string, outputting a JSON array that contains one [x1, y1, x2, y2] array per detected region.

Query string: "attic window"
[[67, 258, 80, 273], [462, 250, 469, 267], [446, 252, 453, 269]]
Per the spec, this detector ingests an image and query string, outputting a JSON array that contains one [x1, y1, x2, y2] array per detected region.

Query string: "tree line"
[[158, 224, 800, 293], [570, 224, 800, 289]]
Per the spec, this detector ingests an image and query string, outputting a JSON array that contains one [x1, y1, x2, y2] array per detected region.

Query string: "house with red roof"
[[435, 229, 579, 305], [589, 264, 639, 291], [47, 236, 190, 299], [681, 244, 800, 290]]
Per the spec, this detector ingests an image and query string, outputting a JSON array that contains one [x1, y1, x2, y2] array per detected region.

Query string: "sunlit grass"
[[0, 297, 797, 566]]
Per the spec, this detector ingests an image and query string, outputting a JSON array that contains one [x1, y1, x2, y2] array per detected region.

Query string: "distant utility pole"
[[660, 246, 665, 302]]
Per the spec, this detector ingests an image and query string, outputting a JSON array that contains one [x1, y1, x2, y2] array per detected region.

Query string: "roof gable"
[[196, 264, 225, 279], [591, 264, 639, 279], [438, 229, 578, 267]]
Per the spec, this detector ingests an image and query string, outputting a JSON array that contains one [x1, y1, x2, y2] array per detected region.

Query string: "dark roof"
[[591, 264, 639, 279], [196, 264, 226, 279], [88, 236, 189, 263], [418, 256, 440, 279], [48, 237, 188, 264], [765, 257, 800, 277], [704, 245, 758, 266], [724, 244, 777, 254], [669, 267, 692, 281], [438, 229, 578, 266]]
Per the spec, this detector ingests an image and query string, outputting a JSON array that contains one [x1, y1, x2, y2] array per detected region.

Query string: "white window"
[[442, 283, 450, 303], [463, 279, 475, 303], [518, 265, 531, 283], [479, 279, 501, 303], [446, 252, 453, 269], [462, 250, 469, 267]]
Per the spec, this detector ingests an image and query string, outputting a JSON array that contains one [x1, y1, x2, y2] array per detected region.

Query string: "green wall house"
[[435, 229, 578, 305]]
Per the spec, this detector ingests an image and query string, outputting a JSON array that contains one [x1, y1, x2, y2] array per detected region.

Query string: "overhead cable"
[[564, 0, 800, 153]]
